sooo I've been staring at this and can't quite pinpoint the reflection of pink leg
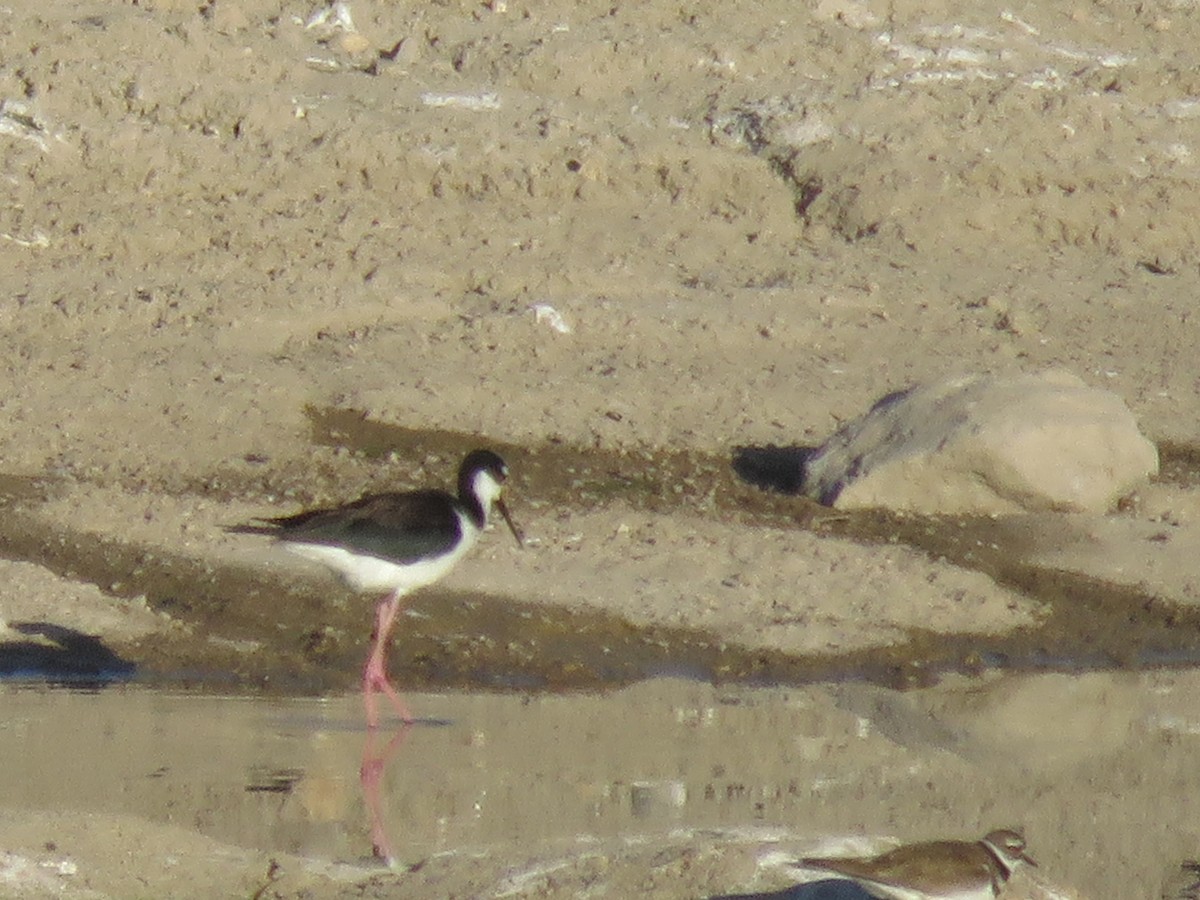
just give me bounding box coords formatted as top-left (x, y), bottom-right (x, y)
top-left (363, 591), bottom-right (413, 729)
top-left (360, 723), bottom-right (411, 866)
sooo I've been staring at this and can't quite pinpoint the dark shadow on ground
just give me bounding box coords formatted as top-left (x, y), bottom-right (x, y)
top-left (731, 445), bottom-right (817, 496)
top-left (709, 879), bottom-right (874, 900)
top-left (0, 622), bottom-right (136, 687)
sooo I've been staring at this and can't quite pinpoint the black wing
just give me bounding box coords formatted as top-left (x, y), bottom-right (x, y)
top-left (230, 490), bottom-right (463, 564)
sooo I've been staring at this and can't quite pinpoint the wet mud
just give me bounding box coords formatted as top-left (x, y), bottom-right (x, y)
top-left (3, 415), bottom-right (1199, 697)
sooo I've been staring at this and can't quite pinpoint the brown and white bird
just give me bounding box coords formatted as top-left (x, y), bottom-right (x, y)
top-left (232, 449), bottom-right (522, 727)
top-left (793, 829), bottom-right (1037, 900)
top-left (1163, 861), bottom-right (1200, 900)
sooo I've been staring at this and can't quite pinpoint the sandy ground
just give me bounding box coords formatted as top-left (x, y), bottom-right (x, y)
top-left (3, 0), bottom-right (1200, 896)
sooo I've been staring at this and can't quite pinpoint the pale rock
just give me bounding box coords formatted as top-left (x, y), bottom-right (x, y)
top-left (802, 371), bottom-right (1158, 515)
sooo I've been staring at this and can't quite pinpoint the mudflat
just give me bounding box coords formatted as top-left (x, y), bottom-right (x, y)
top-left (1, 0), bottom-right (1199, 897)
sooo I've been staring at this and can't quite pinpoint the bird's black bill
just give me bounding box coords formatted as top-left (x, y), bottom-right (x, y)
top-left (497, 498), bottom-right (524, 547)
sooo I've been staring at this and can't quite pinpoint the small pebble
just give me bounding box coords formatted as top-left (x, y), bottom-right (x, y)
top-left (339, 32), bottom-right (373, 55)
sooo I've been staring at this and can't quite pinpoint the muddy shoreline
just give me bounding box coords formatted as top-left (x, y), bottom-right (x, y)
top-left (6, 420), bottom-right (1200, 701)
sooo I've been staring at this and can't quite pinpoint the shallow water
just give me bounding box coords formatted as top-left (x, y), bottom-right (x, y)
top-left (3, 672), bottom-right (1199, 898)
top-left (2, 681), bottom-right (844, 865)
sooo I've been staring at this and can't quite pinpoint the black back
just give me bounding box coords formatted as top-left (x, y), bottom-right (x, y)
top-left (251, 490), bottom-right (464, 564)
top-left (227, 448), bottom-right (511, 564)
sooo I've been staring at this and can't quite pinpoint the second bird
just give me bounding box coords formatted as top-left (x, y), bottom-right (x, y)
top-left (792, 829), bottom-right (1037, 900)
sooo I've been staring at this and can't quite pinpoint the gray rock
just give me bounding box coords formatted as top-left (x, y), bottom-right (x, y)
top-left (802, 371), bottom-right (1158, 515)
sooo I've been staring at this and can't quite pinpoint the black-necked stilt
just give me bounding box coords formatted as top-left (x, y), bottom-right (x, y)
top-left (793, 829), bottom-right (1036, 900)
top-left (233, 448), bottom-right (522, 727)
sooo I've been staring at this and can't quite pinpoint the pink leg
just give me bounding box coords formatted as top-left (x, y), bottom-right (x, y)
top-left (362, 591), bottom-right (414, 728)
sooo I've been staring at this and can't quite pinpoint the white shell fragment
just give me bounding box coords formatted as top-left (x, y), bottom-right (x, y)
top-left (531, 304), bottom-right (572, 334)
top-left (420, 92), bottom-right (502, 111)
top-left (304, 2), bottom-right (357, 36)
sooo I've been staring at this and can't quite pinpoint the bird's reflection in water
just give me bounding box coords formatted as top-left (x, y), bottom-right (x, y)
top-left (359, 722), bottom-right (413, 867)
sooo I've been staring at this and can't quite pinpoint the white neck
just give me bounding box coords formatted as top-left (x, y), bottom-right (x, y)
top-left (470, 470), bottom-right (504, 513)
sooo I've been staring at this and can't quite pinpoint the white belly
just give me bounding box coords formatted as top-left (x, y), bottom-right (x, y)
top-left (842, 880), bottom-right (996, 900)
top-left (284, 527), bottom-right (479, 595)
